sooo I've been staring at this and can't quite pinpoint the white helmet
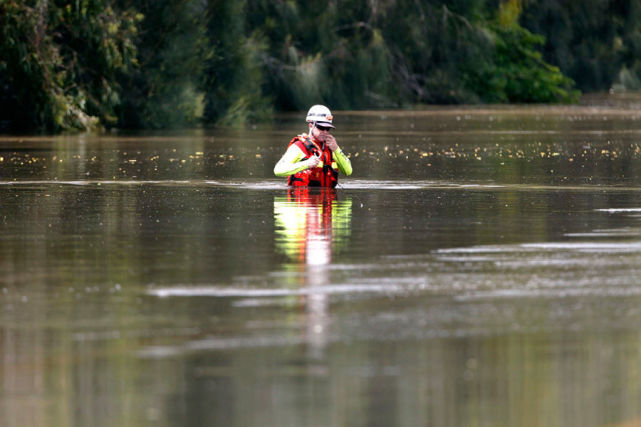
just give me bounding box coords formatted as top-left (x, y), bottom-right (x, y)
top-left (306, 104), bottom-right (335, 128)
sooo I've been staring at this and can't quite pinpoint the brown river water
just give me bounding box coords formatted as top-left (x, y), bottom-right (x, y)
top-left (3, 98), bottom-right (641, 426)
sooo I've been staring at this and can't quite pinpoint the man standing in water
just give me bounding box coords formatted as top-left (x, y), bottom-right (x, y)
top-left (274, 105), bottom-right (352, 187)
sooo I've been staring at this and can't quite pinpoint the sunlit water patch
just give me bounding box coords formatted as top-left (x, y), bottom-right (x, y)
top-left (147, 283), bottom-right (412, 298)
top-left (598, 208), bottom-right (641, 213)
top-left (148, 236), bottom-right (641, 305)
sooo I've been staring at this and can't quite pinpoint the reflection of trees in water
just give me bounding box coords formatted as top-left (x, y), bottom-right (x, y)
top-left (273, 188), bottom-right (352, 358)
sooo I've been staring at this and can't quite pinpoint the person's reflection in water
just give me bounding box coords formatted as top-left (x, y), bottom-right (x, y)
top-left (274, 187), bottom-right (352, 359)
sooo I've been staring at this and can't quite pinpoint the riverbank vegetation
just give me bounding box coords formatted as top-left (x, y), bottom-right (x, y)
top-left (1, 0), bottom-right (640, 132)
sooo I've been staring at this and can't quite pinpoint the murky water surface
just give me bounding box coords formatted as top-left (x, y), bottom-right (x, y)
top-left (3, 101), bottom-right (641, 426)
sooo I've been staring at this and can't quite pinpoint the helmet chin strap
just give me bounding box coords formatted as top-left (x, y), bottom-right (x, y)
top-left (309, 121), bottom-right (324, 156)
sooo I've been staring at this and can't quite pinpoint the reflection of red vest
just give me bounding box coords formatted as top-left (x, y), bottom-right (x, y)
top-left (287, 135), bottom-right (338, 188)
top-left (287, 187), bottom-right (337, 228)
top-left (286, 187), bottom-right (337, 263)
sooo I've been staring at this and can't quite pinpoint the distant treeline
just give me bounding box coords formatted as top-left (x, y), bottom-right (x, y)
top-left (1, 0), bottom-right (640, 131)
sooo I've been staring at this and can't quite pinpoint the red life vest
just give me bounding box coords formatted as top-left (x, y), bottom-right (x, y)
top-left (287, 135), bottom-right (339, 188)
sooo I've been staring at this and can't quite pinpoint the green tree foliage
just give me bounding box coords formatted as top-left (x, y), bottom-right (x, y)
top-left (379, 0), bottom-right (496, 104)
top-left (116, 0), bottom-right (208, 129)
top-left (203, 0), bottom-right (272, 126)
top-left (467, 0), bottom-right (579, 102)
top-left (13, 0), bottom-right (641, 132)
top-left (519, 0), bottom-right (641, 92)
top-left (231, 0), bottom-right (577, 113)
top-left (239, 0), bottom-right (394, 113)
top-left (0, 0), bottom-right (139, 131)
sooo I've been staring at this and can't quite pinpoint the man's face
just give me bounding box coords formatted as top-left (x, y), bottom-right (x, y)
top-left (309, 123), bottom-right (331, 141)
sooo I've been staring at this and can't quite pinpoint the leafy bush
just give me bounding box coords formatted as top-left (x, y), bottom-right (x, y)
top-left (0, 0), bottom-right (139, 131)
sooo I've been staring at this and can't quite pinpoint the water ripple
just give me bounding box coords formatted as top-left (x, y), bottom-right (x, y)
top-left (2, 178), bottom-right (641, 192)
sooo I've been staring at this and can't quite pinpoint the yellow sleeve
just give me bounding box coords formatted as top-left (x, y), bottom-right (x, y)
top-left (274, 144), bottom-right (310, 177)
top-left (332, 147), bottom-right (352, 176)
